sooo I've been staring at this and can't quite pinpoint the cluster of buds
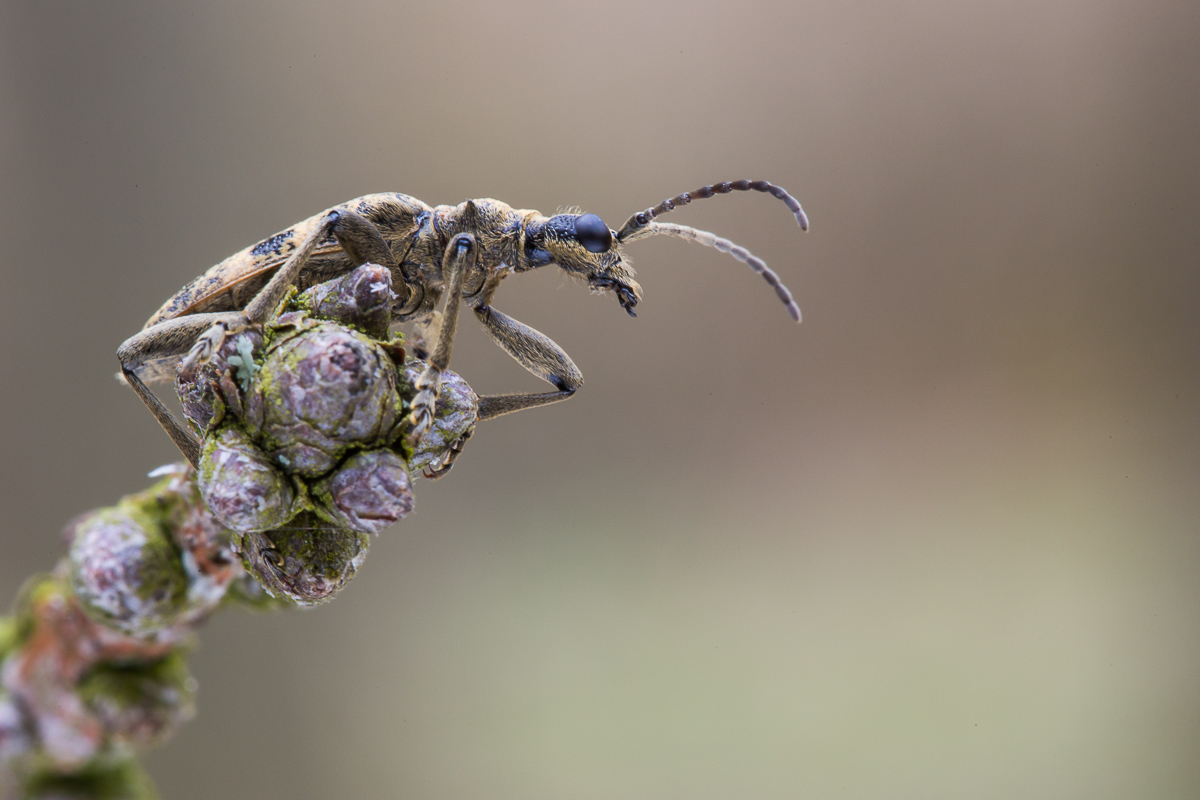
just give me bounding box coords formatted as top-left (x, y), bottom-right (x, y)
top-left (177, 264), bottom-right (477, 604)
top-left (1, 265), bottom-right (479, 797)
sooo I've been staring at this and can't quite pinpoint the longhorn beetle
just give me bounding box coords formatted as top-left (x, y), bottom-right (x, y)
top-left (118, 179), bottom-right (809, 470)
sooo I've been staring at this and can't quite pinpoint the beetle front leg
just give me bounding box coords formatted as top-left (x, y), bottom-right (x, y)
top-left (406, 233), bottom-right (475, 445)
top-left (117, 312), bottom-right (243, 467)
top-left (118, 211), bottom-right (340, 465)
top-left (471, 304), bottom-right (582, 421)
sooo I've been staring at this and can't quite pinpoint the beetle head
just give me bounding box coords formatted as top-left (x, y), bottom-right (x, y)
top-left (524, 212), bottom-right (643, 316)
top-left (521, 180), bottom-right (808, 321)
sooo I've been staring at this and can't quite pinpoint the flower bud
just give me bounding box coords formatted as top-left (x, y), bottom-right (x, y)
top-left (405, 365), bottom-right (478, 474)
top-left (313, 450), bottom-right (414, 534)
top-left (175, 329), bottom-right (264, 431)
top-left (0, 691), bottom-right (30, 770)
top-left (77, 652), bottom-right (196, 749)
top-left (235, 514), bottom-right (369, 605)
top-left (295, 263), bottom-right (393, 339)
top-left (254, 323), bottom-right (404, 477)
top-left (67, 510), bottom-right (187, 638)
top-left (198, 427), bottom-right (294, 533)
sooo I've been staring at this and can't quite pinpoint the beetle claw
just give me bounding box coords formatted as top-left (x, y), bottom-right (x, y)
top-left (180, 322), bottom-right (229, 373)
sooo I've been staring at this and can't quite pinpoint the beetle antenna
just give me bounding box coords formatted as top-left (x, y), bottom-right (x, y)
top-left (616, 179), bottom-right (808, 241)
top-left (620, 221), bottom-right (801, 322)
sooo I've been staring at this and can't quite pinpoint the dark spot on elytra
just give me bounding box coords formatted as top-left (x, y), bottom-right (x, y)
top-left (251, 230), bottom-right (295, 257)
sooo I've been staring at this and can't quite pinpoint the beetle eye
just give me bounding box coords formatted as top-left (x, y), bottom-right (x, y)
top-left (575, 213), bottom-right (613, 253)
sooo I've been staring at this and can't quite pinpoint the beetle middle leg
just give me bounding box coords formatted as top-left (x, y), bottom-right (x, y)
top-left (414, 293), bottom-right (582, 477)
top-left (118, 312), bottom-right (244, 467)
top-left (471, 305), bottom-right (582, 421)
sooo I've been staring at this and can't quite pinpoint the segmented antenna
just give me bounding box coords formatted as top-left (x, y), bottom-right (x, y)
top-left (616, 179), bottom-right (808, 241)
top-left (623, 221), bottom-right (802, 322)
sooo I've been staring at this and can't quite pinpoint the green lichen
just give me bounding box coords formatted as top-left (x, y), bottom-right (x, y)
top-left (113, 475), bottom-right (191, 541)
top-left (68, 502), bottom-right (189, 637)
top-left (21, 757), bottom-right (159, 800)
top-left (77, 652), bottom-right (196, 749)
top-left (0, 615), bottom-right (17, 661)
top-left (236, 518), bottom-right (369, 606)
top-left (7, 575), bottom-right (66, 645)
top-left (118, 515), bottom-right (182, 613)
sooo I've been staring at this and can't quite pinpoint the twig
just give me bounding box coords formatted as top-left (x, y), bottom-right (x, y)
top-left (1, 266), bottom-right (476, 799)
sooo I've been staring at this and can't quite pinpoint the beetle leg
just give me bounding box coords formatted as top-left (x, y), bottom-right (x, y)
top-left (406, 234), bottom-right (475, 445)
top-left (328, 209), bottom-right (416, 310)
top-left (422, 425), bottom-right (474, 480)
top-left (179, 321), bottom-right (229, 374)
top-left (475, 390), bottom-right (577, 421)
top-left (471, 304), bottom-right (582, 421)
top-left (243, 211), bottom-right (340, 325)
top-left (119, 212), bottom-right (340, 465)
top-left (117, 312), bottom-right (243, 467)
top-left (122, 368), bottom-right (201, 468)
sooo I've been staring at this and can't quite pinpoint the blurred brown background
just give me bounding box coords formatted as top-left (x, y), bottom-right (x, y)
top-left (2, 1), bottom-right (1197, 797)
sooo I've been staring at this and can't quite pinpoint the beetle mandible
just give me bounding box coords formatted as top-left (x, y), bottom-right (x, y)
top-left (118, 179), bottom-right (809, 469)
